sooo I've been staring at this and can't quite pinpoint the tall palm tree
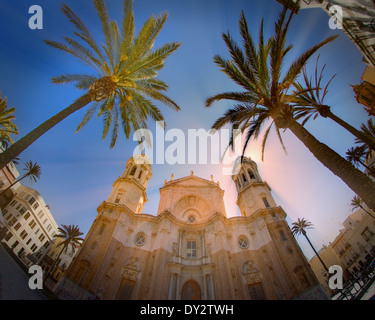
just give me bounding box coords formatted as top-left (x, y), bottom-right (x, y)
top-left (355, 119), bottom-right (375, 156)
top-left (0, 160), bottom-right (41, 196)
top-left (0, 91), bottom-right (18, 148)
top-left (205, 8), bottom-right (375, 211)
top-left (346, 146), bottom-right (375, 177)
top-left (0, 0), bottom-right (181, 169)
top-left (291, 218), bottom-right (329, 272)
top-left (44, 224), bottom-right (84, 284)
top-left (350, 196), bottom-right (375, 220)
top-left (293, 56), bottom-right (375, 151)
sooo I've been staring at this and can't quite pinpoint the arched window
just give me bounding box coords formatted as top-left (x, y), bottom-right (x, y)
top-left (129, 166), bottom-right (136, 176)
top-left (248, 170), bottom-right (256, 180)
top-left (138, 170), bottom-right (143, 180)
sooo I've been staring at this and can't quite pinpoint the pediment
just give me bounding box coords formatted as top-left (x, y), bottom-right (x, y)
top-left (164, 175), bottom-right (221, 190)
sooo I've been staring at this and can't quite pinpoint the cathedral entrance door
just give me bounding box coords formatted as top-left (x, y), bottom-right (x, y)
top-left (181, 280), bottom-right (202, 300)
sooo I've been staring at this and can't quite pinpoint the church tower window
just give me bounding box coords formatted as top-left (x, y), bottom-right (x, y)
top-left (138, 170), bottom-right (143, 180)
top-left (262, 197), bottom-right (270, 208)
top-left (115, 192), bottom-right (123, 204)
top-left (129, 166), bottom-right (137, 176)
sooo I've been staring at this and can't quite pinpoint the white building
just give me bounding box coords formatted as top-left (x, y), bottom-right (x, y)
top-left (1, 184), bottom-right (59, 267)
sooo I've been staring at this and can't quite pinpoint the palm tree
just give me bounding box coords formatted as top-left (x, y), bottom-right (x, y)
top-left (291, 218), bottom-right (329, 272)
top-left (205, 8), bottom-right (375, 211)
top-left (293, 56), bottom-right (375, 151)
top-left (350, 195), bottom-right (375, 220)
top-left (0, 0), bottom-right (181, 169)
top-left (44, 224), bottom-right (84, 284)
top-left (346, 146), bottom-right (375, 177)
top-left (0, 91), bottom-right (18, 148)
top-left (0, 160), bottom-right (41, 196)
top-left (355, 119), bottom-right (375, 155)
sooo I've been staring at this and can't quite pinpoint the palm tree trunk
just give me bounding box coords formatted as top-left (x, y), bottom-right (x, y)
top-left (287, 119), bottom-right (375, 211)
top-left (326, 110), bottom-right (375, 150)
top-left (0, 93), bottom-right (93, 169)
top-left (303, 233), bottom-right (329, 272)
top-left (44, 245), bottom-right (65, 285)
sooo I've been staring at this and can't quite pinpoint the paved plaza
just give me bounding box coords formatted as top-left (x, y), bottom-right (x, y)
top-left (0, 244), bottom-right (47, 300)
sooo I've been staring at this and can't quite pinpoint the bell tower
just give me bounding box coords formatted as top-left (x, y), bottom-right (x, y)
top-left (107, 154), bottom-right (152, 214)
top-left (232, 157), bottom-right (277, 217)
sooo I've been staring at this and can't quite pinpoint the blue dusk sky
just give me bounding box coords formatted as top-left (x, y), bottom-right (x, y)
top-left (0, 0), bottom-right (370, 260)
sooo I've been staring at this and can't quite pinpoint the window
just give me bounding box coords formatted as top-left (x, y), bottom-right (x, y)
top-left (279, 230), bottom-right (287, 242)
top-left (115, 192), bottom-right (123, 204)
top-left (29, 219), bottom-right (37, 229)
top-left (19, 207), bottom-right (27, 215)
top-left (24, 212), bottom-right (31, 220)
top-left (262, 197), bottom-right (270, 208)
top-left (361, 227), bottom-right (374, 242)
top-left (242, 172), bottom-right (247, 183)
top-left (14, 222), bottom-right (21, 231)
top-left (4, 233), bottom-right (12, 241)
top-left (46, 224), bottom-right (52, 232)
top-left (238, 236), bottom-right (249, 249)
top-left (44, 241), bottom-right (50, 248)
top-left (20, 230), bottom-right (28, 240)
top-left (37, 210), bottom-right (44, 219)
top-left (135, 233), bottom-right (146, 246)
top-left (248, 170), bottom-right (256, 180)
top-left (30, 244), bottom-right (38, 252)
top-left (98, 224), bottom-right (106, 235)
top-left (26, 238), bottom-right (32, 245)
top-left (39, 234), bottom-right (45, 242)
top-left (129, 166), bottom-right (137, 176)
top-left (187, 240), bottom-right (197, 259)
top-left (28, 197), bottom-right (36, 205)
top-left (33, 202), bottom-right (39, 210)
top-left (10, 200), bottom-right (17, 206)
top-left (138, 170), bottom-right (143, 180)
top-left (188, 215), bottom-right (196, 223)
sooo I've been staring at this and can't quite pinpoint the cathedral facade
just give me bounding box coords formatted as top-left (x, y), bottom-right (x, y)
top-left (55, 156), bottom-right (328, 300)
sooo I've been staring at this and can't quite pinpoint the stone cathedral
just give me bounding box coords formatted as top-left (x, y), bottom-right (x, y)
top-left (55, 155), bottom-right (327, 300)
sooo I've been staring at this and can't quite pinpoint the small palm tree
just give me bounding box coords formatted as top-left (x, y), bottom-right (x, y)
top-left (0, 91), bottom-right (18, 148)
top-left (293, 56), bottom-right (375, 151)
top-left (0, 0), bottom-right (181, 168)
top-left (346, 146), bottom-right (375, 177)
top-left (355, 119), bottom-right (375, 156)
top-left (44, 224), bottom-right (84, 284)
top-left (0, 160), bottom-right (41, 196)
top-left (291, 218), bottom-right (329, 272)
top-left (205, 8), bottom-right (375, 212)
top-left (350, 195), bottom-right (375, 220)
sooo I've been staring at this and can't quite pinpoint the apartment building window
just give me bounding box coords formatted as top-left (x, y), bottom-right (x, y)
top-left (10, 200), bottom-right (17, 206)
top-left (24, 212), bottom-right (31, 220)
top-left (361, 227), bottom-right (374, 242)
top-left (26, 238), bottom-right (32, 245)
top-left (19, 206), bottom-right (27, 215)
top-left (30, 244), bottom-right (38, 252)
top-left (33, 202), bottom-right (39, 210)
top-left (37, 210), bottom-right (44, 219)
top-left (187, 240), bottom-right (197, 259)
top-left (20, 230), bottom-right (28, 240)
top-left (14, 222), bottom-right (21, 231)
top-left (28, 197), bottom-right (36, 205)
top-left (39, 234), bottom-right (45, 242)
top-left (29, 219), bottom-right (37, 229)
top-left (4, 232), bottom-right (12, 241)
top-left (46, 224), bottom-right (52, 232)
